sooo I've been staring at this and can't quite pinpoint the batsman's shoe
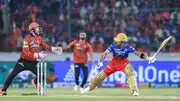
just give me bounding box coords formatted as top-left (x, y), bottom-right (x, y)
top-left (31, 79), bottom-right (39, 90)
top-left (0, 90), bottom-right (7, 95)
top-left (81, 86), bottom-right (90, 94)
top-left (132, 90), bottom-right (139, 96)
top-left (74, 85), bottom-right (79, 91)
top-left (79, 87), bottom-right (84, 94)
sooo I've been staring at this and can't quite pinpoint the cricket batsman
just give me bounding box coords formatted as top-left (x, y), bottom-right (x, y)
top-left (0, 22), bottom-right (62, 95)
top-left (63, 32), bottom-right (94, 93)
top-left (82, 33), bottom-right (156, 96)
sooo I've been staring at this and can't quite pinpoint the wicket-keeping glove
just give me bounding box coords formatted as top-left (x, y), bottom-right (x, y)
top-left (52, 47), bottom-right (63, 55)
top-left (95, 61), bottom-right (103, 69)
top-left (147, 56), bottom-right (156, 64)
top-left (34, 51), bottom-right (46, 59)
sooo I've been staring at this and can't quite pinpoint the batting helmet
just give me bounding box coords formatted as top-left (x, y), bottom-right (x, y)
top-left (114, 33), bottom-right (128, 42)
top-left (28, 22), bottom-right (40, 31)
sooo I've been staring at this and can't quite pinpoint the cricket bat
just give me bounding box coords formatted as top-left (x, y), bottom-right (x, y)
top-left (152, 36), bottom-right (172, 58)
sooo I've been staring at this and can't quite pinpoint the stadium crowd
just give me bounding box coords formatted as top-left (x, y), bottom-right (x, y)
top-left (0, 0), bottom-right (180, 52)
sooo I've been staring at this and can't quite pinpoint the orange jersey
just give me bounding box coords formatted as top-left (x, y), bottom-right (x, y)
top-left (69, 40), bottom-right (92, 63)
top-left (20, 34), bottom-right (52, 61)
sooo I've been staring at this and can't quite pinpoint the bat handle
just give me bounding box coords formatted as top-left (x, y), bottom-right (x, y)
top-left (152, 52), bottom-right (157, 58)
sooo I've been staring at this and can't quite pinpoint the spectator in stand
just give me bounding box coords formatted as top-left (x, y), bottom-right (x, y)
top-left (0, 0), bottom-right (180, 52)
top-left (128, 2), bottom-right (139, 14)
top-left (8, 22), bottom-right (22, 51)
top-left (170, 8), bottom-right (180, 25)
top-left (90, 34), bottom-right (104, 52)
top-left (47, 69), bottom-right (58, 83)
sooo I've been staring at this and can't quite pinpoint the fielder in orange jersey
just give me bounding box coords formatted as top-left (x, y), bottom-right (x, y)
top-left (0, 22), bottom-right (62, 95)
top-left (63, 32), bottom-right (94, 93)
top-left (82, 33), bottom-right (156, 96)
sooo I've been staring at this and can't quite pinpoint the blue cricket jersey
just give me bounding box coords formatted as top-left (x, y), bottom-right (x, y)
top-left (107, 43), bottom-right (136, 58)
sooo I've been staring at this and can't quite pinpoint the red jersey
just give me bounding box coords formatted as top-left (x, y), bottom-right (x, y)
top-left (20, 34), bottom-right (52, 61)
top-left (69, 40), bottom-right (92, 63)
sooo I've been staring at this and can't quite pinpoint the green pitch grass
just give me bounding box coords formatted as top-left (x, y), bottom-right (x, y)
top-left (0, 88), bottom-right (179, 101)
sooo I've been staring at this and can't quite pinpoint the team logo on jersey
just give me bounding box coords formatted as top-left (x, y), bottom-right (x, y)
top-left (29, 40), bottom-right (40, 48)
top-left (18, 62), bottom-right (24, 67)
top-left (123, 48), bottom-right (128, 52)
top-left (36, 40), bottom-right (41, 44)
top-left (76, 43), bottom-right (85, 51)
top-left (30, 40), bottom-right (35, 45)
top-left (76, 43), bottom-right (80, 47)
top-left (77, 47), bottom-right (84, 51)
top-left (130, 46), bottom-right (135, 50)
top-left (23, 41), bottom-right (28, 45)
top-left (23, 41), bottom-right (28, 48)
top-left (74, 65), bottom-right (79, 68)
top-left (114, 49), bottom-right (126, 56)
top-left (30, 44), bottom-right (40, 48)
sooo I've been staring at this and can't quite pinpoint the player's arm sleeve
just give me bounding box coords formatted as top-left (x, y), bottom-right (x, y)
top-left (62, 40), bottom-right (76, 50)
top-left (128, 46), bottom-right (136, 53)
top-left (87, 43), bottom-right (92, 53)
top-left (40, 38), bottom-right (52, 51)
top-left (107, 44), bottom-right (114, 52)
top-left (22, 38), bottom-right (34, 58)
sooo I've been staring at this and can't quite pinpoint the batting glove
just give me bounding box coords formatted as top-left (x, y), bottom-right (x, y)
top-left (95, 61), bottom-right (103, 69)
top-left (147, 56), bottom-right (156, 64)
top-left (34, 51), bottom-right (46, 59)
top-left (52, 46), bottom-right (63, 55)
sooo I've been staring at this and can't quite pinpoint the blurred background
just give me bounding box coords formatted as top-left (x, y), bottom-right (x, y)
top-left (0, 0), bottom-right (179, 89)
top-left (0, 0), bottom-right (180, 52)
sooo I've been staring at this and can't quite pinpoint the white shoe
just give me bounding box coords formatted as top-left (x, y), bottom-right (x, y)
top-left (79, 87), bottom-right (84, 93)
top-left (74, 85), bottom-right (79, 91)
top-left (132, 91), bottom-right (139, 96)
top-left (81, 86), bottom-right (90, 94)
